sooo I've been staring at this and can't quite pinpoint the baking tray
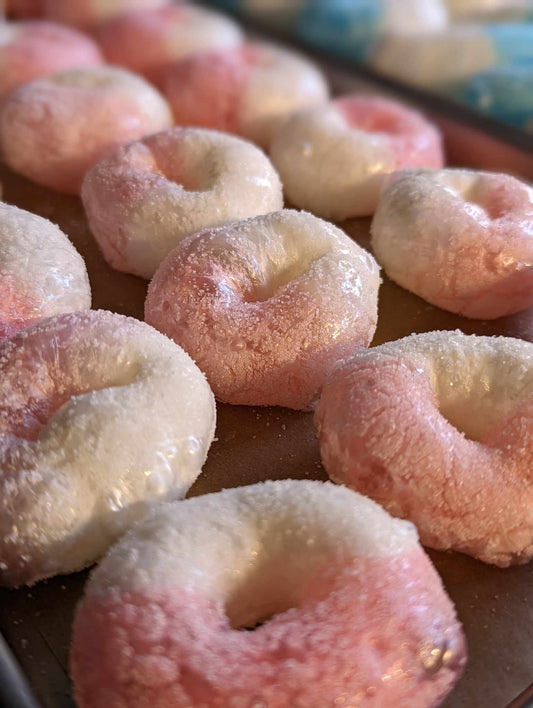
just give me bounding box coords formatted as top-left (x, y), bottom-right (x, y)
top-left (0, 22), bottom-right (533, 707)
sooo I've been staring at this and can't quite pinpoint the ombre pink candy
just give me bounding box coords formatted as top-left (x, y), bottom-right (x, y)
top-left (164, 42), bottom-right (329, 149)
top-left (270, 95), bottom-right (444, 218)
top-left (82, 127), bottom-right (283, 279)
top-left (0, 65), bottom-right (172, 194)
top-left (0, 20), bottom-right (103, 101)
top-left (145, 209), bottom-right (380, 410)
top-left (315, 330), bottom-right (533, 566)
top-left (0, 201), bottom-right (91, 340)
top-left (96, 4), bottom-right (243, 87)
top-left (0, 310), bottom-right (216, 586)
top-left (71, 480), bottom-right (466, 708)
top-left (371, 169), bottom-right (533, 319)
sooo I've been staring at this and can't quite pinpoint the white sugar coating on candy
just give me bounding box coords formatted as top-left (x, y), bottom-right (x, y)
top-left (0, 202), bottom-right (91, 339)
top-left (0, 20), bottom-right (103, 101)
top-left (96, 4), bottom-right (243, 86)
top-left (0, 65), bottom-right (172, 195)
top-left (0, 310), bottom-right (216, 587)
top-left (165, 42), bottom-right (329, 150)
top-left (72, 480), bottom-right (466, 708)
top-left (315, 330), bottom-right (533, 565)
top-left (145, 209), bottom-right (380, 410)
top-left (370, 26), bottom-right (497, 88)
top-left (41, 0), bottom-right (168, 29)
top-left (270, 95), bottom-right (443, 219)
top-left (372, 330), bottom-right (533, 440)
top-left (86, 481), bottom-right (419, 599)
top-left (371, 169), bottom-right (533, 319)
top-left (82, 127), bottom-right (283, 279)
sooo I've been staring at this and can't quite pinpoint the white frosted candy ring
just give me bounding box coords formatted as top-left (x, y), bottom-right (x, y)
top-left (96, 4), bottom-right (243, 86)
top-left (82, 127), bottom-right (283, 279)
top-left (0, 310), bottom-right (216, 587)
top-left (164, 42), bottom-right (329, 149)
top-left (71, 480), bottom-right (466, 708)
top-left (145, 209), bottom-right (380, 410)
top-left (0, 202), bottom-right (91, 340)
top-left (371, 169), bottom-right (533, 319)
top-left (270, 95), bottom-right (444, 219)
top-left (315, 330), bottom-right (533, 566)
top-left (0, 66), bottom-right (172, 194)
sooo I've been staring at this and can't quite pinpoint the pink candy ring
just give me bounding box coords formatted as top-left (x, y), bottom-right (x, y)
top-left (41, 0), bottom-right (168, 30)
top-left (71, 480), bottom-right (466, 708)
top-left (0, 65), bottom-right (172, 194)
top-left (0, 310), bottom-right (216, 586)
top-left (0, 20), bottom-right (103, 101)
top-left (164, 42), bottom-right (329, 149)
top-left (315, 330), bottom-right (533, 566)
top-left (371, 169), bottom-right (533, 319)
top-left (96, 4), bottom-right (243, 87)
top-left (145, 209), bottom-right (380, 410)
top-left (82, 127), bottom-right (283, 279)
top-left (270, 95), bottom-right (444, 219)
top-left (0, 201), bottom-right (91, 340)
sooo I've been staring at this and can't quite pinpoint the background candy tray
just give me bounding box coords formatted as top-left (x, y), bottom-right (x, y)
top-left (0, 33), bottom-right (532, 708)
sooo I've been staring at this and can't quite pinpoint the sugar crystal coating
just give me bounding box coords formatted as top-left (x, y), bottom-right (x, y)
top-left (0, 202), bottom-right (91, 340)
top-left (0, 65), bottom-right (172, 194)
top-left (82, 127), bottom-right (283, 279)
top-left (315, 330), bottom-right (533, 566)
top-left (371, 169), bottom-right (533, 319)
top-left (71, 480), bottom-right (466, 708)
top-left (145, 209), bottom-right (381, 409)
top-left (270, 95), bottom-right (444, 219)
top-left (0, 310), bottom-right (216, 586)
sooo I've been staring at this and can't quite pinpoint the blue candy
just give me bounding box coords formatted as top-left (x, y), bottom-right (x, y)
top-left (457, 65), bottom-right (533, 130)
top-left (485, 24), bottom-right (533, 65)
top-left (296, 0), bottom-right (383, 63)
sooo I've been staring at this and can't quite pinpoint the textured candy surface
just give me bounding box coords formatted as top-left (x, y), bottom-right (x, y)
top-left (0, 310), bottom-right (216, 586)
top-left (82, 127), bottom-right (283, 279)
top-left (164, 42), bottom-right (329, 149)
top-left (270, 96), bottom-right (443, 219)
top-left (0, 201), bottom-right (91, 340)
top-left (372, 169), bottom-right (533, 318)
top-left (72, 480), bottom-right (466, 708)
top-left (145, 209), bottom-right (380, 409)
top-left (96, 4), bottom-right (242, 87)
top-left (0, 65), bottom-right (172, 194)
top-left (315, 330), bottom-right (533, 565)
top-left (0, 20), bottom-right (103, 100)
